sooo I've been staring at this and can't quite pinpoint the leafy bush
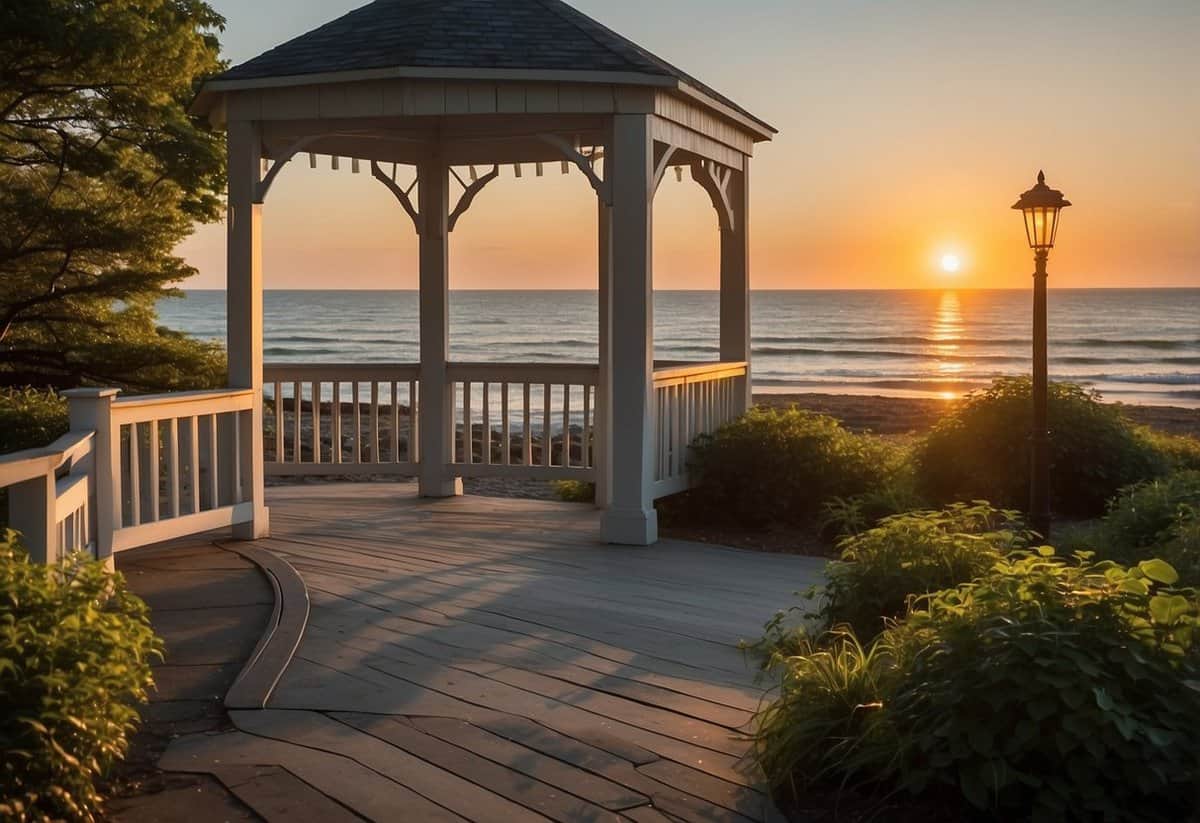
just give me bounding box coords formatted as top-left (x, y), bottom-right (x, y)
top-left (0, 388), bottom-right (68, 455)
top-left (552, 480), bottom-right (595, 503)
top-left (819, 503), bottom-right (1029, 637)
top-left (0, 532), bottom-right (162, 821)
top-left (755, 551), bottom-right (1200, 822)
top-left (1135, 427), bottom-right (1200, 472)
top-left (915, 378), bottom-right (1164, 519)
top-left (1096, 471), bottom-right (1200, 584)
top-left (685, 407), bottom-right (897, 528)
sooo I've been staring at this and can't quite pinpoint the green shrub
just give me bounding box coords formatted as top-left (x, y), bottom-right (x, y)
top-left (686, 407), bottom-right (897, 528)
top-left (819, 503), bottom-right (1029, 637)
top-left (1136, 427), bottom-right (1200, 472)
top-left (915, 378), bottom-right (1164, 520)
top-left (552, 480), bottom-right (595, 503)
top-left (0, 532), bottom-right (162, 821)
top-left (755, 551), bottom-right (1200, 822)
top-left (886, 552), bottom-right (1200, 821)
top-left (0, 388), bottom-right (68, 455)
top-left (1096, 471), bottom-right (1200, 584)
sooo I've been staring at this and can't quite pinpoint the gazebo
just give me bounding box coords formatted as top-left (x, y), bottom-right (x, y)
top-left (186, 0), bottom-right (775, 546)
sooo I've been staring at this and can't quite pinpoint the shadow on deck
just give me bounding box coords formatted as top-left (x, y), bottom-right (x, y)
top-left (156, 484), bottom-right (825, 822)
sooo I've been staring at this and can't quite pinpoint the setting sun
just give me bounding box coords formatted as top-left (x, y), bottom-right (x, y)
top-left (940, 253), bottom-right (962, 274)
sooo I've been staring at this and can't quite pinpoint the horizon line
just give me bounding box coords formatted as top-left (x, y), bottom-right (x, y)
top-left (178, 285), bottom-right (1200, 293)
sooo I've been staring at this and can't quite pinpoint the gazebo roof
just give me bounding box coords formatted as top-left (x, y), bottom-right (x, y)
top-left (200, 0), bottom-right (774, 137)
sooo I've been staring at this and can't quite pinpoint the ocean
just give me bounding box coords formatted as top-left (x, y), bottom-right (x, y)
top-left (160, 289), bottom-right (1200, 408)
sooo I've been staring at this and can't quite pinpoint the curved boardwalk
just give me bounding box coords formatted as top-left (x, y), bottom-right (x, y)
top-left (161, 485), bottom-right (824, 822)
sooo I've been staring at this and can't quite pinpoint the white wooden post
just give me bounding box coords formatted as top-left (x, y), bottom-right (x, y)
top-left (227, 119), bottom-right (270, 538)
top-left (720, 160), bottom-right (752, 412)
top-left (600, 114), bottom-right (657, 545)
top-left (63, 388), bottom-right (119, 567)
top-left (8, 471), bottom-right (56, 565)
top-left (595, 198), bottom-right (613, 508)
top-left (417, 154), bottom-right (462, 497)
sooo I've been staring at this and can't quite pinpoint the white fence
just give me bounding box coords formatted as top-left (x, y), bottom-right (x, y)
top-left (0, 430), bottom-right (96, 563)
top-left (263, 364), bottom-right (419, 476)
top-left (1, 360), bottom-right (747, 563)
top-left (651, 361), bottom-right (748, 498)
top-left (446, 363), bottom-right (600, 481)
top-left (0, 388), bottom-right (256, 565)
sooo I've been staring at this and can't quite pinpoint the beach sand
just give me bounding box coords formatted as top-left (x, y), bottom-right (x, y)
top-left (755, 393), bottom-right (1200, 438)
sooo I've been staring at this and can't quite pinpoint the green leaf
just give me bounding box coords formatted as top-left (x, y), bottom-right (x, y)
top-left (1138, 559), bottom-right (1179, 586)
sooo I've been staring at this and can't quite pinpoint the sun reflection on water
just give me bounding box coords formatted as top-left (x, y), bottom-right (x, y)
top-left (932, 291), bottom-right (964, 375)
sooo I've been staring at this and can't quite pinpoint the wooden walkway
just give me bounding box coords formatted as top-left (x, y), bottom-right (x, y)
top-left (160, 485), bottom-right (824, 822)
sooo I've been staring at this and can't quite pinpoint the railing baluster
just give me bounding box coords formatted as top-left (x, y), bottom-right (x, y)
top-left (332, 381), bottom-right (342, 463)
top-left (501, 382), bottom-right (510, 466)
top-left (128, 424), bottom-right (141, 526)
top-left (482, 382), bottom-right (491, 465)
top-left (409, 379), bottom-right (418, 463)
top-left (582, 383), bottom-right (592, 469)
top-left (167, 418), bottom-right (179, 519)
top-left (542, 382), bottom-right (552, 467)
top-left (207, 414), bottom-right (219, 509)
top-left (188, 416), bottom-right (200, 514)
top-left (522, 383), bottom-right (532, 465)
top-left (370, 381), bottom-right (379, 464)
top-left (292, 381), bottom-right (302, 463)
top-left (391, 381), bottom-right (400, 463)
top-left (312, 382), bottom-right (322, 463)
top-left (273, 381), bottom-right (283, 462)
top-left (462, 381), bottom-right (472, 464)
top-left (352, 381), bottom-right (361, 463)
top-left (146, 419), bottom-right (160, 523)
top-left (562, 384), bottom-right (571, 468)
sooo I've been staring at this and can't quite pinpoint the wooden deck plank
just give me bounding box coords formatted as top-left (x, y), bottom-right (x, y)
top-left (334, 712), bottom-right (625, 822)
top-left (213, 765), bottom-right (366, 822)
top-left (230, 709), bottom-right (551, 822)
top-left (156, 485), bottom-right (807, 822)
top-left (408, 717), bottom-right (650, 811)
top-left (160, 730), bottom-right (467, 822)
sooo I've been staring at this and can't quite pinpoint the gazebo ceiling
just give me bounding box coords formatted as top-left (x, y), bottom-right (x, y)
top-left (193, 0), bottom-right (774, 140)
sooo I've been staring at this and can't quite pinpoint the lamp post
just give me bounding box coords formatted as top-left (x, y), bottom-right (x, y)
top-left (1012, 171), bottom-right (1071, 538)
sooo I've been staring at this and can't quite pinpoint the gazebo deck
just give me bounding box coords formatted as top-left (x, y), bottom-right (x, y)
top-left (157, 484), bottom-right (824, 822)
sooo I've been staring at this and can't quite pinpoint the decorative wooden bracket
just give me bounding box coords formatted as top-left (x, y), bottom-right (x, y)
top-left (448, 165), bottom-right (500, 232)
top-left (370, 160), bottom-right (421, 234)
top-left (254, 135), bottom-right (324, 204)
top-left (690, 160), bottom-right (736, 233)
top-left (537, 133), bottom-right (611, 205)
top-left (652, 144), bottom-right (680, 196)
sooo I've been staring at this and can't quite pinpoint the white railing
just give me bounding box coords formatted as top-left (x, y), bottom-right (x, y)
top-left (108, 389), bottom-right (257, 553)
top-left (0, 430), bottom-right (96, 563)
top-left (263, 364), bottom-right (419, 476)
top-left (652, 361), bottom-right (748, 498)
top-left (447, 363), bottom-right (600, 481)
top-left (1, 387), bottom-right (257, 564)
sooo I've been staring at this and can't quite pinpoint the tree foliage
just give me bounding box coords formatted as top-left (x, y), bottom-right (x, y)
top-left (0, 0), bottom-right (227, 391)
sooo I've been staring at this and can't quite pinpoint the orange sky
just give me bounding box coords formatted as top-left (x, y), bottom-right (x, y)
top-left (180, 0), bottom-right (1200, 291)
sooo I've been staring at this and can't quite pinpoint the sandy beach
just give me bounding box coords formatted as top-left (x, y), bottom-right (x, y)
top-left (757, 393), bottom-right (1200, 438)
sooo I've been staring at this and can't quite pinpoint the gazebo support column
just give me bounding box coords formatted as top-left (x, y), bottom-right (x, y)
top-left (601, 114), bottom-right (657, 545)
top-left (227, 120), bottom-right (269, 539)
top-left (417, 156), bottom-right (462, 498)
top-left (595, 198), bottom-right (613, 509)
top-left (720, 162), bottom-right (752, 412)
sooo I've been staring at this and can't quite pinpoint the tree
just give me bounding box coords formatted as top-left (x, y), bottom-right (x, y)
top-left (0, 0), bottom-right (228, 392)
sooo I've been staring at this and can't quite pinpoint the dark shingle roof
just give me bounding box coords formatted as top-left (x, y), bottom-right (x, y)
top-left (214, 0), bottom-right (772, 133)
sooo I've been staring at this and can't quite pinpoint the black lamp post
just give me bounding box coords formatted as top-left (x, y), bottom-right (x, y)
top-left (1012, 171), bottom-right (1071, 538)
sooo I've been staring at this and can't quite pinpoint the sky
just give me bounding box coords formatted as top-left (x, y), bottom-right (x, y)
top-left (180, 0), bottom-right (1200, 291)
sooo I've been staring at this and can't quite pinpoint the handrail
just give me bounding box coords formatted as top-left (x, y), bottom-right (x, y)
top-left (0, 431), bottom-right (95, 488)
top-left (112, 388), bottom-right (255, 424)
top-left (264, 363), bottom-right (420, 381)
top-left (652, 360), bottom-right (747, 383)
top-left (446, 362), bottom-right (599, 383)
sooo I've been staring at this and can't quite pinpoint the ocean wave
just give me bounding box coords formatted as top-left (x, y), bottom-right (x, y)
top-left (1065, 373), bottom-right (1200, 386)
